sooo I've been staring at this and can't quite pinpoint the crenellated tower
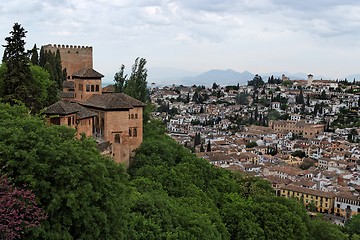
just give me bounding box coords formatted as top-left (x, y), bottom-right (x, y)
top-left (42, 44), bottom-right (93, 79)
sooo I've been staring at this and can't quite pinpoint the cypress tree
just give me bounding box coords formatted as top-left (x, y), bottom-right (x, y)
top-left (1, 23), bottom-right (35, 109)
top-left (30, 44), bottom-right (38, 65)
top-left (39, 46), bottom-right (46, 67)
top-left (125, 57), bottom-right (148, 103)
top-left (206, 140), bottom-right (211, 152)
top-left (114, 64), bottom-right (127, 93)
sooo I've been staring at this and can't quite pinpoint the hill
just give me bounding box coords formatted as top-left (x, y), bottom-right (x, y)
top-left (181, 69), bottom-right (254, 86)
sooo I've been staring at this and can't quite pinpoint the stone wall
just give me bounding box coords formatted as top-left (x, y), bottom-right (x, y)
top-left (43, 44), bottom-right (93, 78)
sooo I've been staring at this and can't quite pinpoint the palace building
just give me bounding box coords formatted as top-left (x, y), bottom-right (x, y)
top-left (43, 44), bottom-right (144, 165)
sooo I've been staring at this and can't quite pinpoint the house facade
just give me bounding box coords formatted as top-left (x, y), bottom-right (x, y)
top-left (280, 184), bottom-right (335, 213)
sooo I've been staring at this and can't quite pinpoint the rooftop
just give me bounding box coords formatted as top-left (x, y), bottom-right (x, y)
top-left (80, 93), bottom-right (145, 110)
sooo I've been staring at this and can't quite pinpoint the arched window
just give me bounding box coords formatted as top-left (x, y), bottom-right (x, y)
top-left (115, 134), bottom-right (121, 143)
top-left (135, 113), bottom-right (138, 119)
top-left (133, 128), bottom-right (137, 137)
top-left (129, 128), bottom-right (132, 137)
top-left (131, 114), bottom-right (134, 119)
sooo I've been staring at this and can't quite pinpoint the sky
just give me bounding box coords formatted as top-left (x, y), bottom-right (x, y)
top-left (1, 0), bottom-right (360, 84)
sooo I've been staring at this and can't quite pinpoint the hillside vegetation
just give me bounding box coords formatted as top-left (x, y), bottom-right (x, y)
top-left (0, 103), bottom-right (355, 239)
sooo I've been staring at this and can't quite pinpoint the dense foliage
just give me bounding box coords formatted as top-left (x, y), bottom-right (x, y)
top-left (1, 23), bottom-right (41, 112)
top-left (114, 57), bottom-right (148, 103)
top-left (0, 102), bottom-right (355, 239)
top-left (129, 120), bottom-right (315, 240)
top-left (0, 103), bottom-right (131, 239)
top-left (1, 23), bottom-right (64, 112)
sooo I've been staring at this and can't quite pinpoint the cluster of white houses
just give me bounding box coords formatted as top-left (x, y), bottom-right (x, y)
top-left (150, 74), bottom-right (360, 221)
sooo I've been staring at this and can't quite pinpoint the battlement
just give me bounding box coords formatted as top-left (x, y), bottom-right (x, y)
top-left (43, 44), bottom-right (93, 78)
top-left (44, 44), bottom-right (92, 49)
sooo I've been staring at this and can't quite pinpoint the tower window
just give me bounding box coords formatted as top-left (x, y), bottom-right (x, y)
top-left (133, 128), bottom-right (137, 137)
top-left (115, 134), bottom-right (121, 143)
top-left (96, 85), bottom-right (99, 92)
top-left (91, 85), bottom-right (94, 92)
top-left (86, 85), bottom-right (90, 92)
top-left (129, 129), bottom-right (132, 137)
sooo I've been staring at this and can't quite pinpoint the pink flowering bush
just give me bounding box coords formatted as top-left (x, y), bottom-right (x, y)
top-left (0, 176), bottom-right (46, 240)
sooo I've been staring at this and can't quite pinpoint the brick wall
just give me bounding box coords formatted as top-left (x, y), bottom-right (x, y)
top-left (43, 44), bottom-right (93, 78)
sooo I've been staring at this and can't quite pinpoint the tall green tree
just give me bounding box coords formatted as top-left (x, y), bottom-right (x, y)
top-left (1, 23), bottom-right (37, 109)
top-left (30, 44), bottom-right (39, 65)
top-left (113, 57), bottom-right (148, 104)
top-left (113, 64), bottom-right (127, 93)
top-left (248, 74), bottom-right (264, 89)
top-left (125, 57), bottom-right (148, 103)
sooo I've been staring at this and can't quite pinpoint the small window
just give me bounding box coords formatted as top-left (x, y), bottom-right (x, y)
top-left (115, 134), bottom-right (120, 143)
top-left (86, 85), bottom-right (90, 92)
top-left (91, 85), bottom-right (94, 92)
top-left (129, 129), bottom-right (132, 137)
top-left (67, 117), bottom-right (71, 126)
top-left (72, 116), bottom-right (75, 125)
top-left (133, 128), bottom-right (137, 137)
top-left (135, 113), bottom-right (138, 119)
top-left (96, 85), bottom-right (99, 92)
top-left (131, 114), bottom-right (134, 119)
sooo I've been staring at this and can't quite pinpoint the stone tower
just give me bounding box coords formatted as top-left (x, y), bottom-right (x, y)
top-left (42, 44), bottom-right (93, 79)
top-left (307, 74), bottom-right (314, 87)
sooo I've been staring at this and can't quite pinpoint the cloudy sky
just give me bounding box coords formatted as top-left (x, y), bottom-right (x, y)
top-left (1, 0), bottom-right (360, 84)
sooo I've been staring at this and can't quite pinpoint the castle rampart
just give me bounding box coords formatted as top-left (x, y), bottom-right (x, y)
top-left (43, 44), bottom-right (93, 79)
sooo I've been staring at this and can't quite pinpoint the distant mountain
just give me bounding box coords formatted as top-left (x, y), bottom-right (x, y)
top-left (147, 67), bottom-right (200, 86)
top-left (181, 69), bottom-right (254, 86)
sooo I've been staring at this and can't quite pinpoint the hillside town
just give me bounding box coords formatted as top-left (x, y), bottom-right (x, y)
top-left (150, 74), bottom-right (360, 223)
top-left (36, 43), bottom-right (360, 224)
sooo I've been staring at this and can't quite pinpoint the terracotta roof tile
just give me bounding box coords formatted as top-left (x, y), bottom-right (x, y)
top-left (45, 101), bottom-right (97, 119)
top-left (102, 85), bottom-right (115, 93)
top-left (72, 68), bottom-right (104, 78)
top-left (80, 93), bottom-right (145, 110)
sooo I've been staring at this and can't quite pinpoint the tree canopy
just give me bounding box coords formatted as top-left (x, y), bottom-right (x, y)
top-left (0, 103), bottom-right (131, 239)
top-left (248, 74), bottom-right (265, 89)
top-left (0, 23), bottom-right (59, 112)
top-left (114, 57), bottom-right (148, 103)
